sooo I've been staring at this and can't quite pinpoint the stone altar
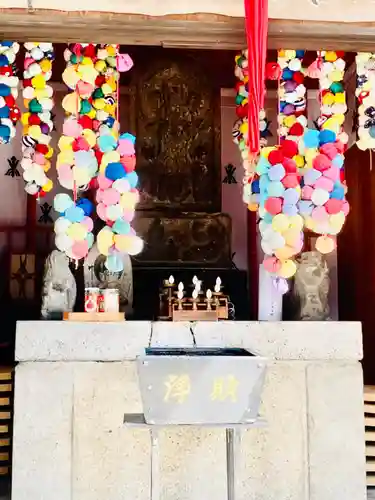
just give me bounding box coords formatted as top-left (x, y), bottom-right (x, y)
top-left (12, 321), bottom-right (366, 500)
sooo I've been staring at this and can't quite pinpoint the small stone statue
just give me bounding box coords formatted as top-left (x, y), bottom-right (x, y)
top-left (293, 251), bottom-right (330, 321)
top-left (41, 244), bottom-right (133, 319)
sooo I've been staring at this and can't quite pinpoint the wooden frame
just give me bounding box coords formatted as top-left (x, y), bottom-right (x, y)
top-left (1, 9), bottom-right (375, 50)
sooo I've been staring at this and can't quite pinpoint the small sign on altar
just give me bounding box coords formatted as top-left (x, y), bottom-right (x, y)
top-left (137, 355), bottom-right (266, 425)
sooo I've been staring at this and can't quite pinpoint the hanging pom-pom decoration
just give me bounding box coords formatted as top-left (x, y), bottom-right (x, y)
top-left (54, 44), bottom-right (99, 262)
top-left (53, 193), bottom-right (95, 260)
top-left (96, 47), bottom-right (143, 272)
top-left (278, 49), bottom-right (307, 141)
top-left (300, 51), bottom-right (349, 244)
top-left (57, 43), bottom-right (99, 192)
top-left (20, 43), bottom-right (54, 198)
top-left (256, 143), bottom-right (304, 279)
top-left (0, 42), bottom-right (20, 145)
top-left (356, 52), bottom-right (375, 151)
top-left (233, 49), bottom-right (271, 209)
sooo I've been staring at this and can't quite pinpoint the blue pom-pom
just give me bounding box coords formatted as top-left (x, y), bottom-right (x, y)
top-left (263, 212), bottom-right (273, 224)
top-left (332, 154), bottom-right (344, 169)
top-left (303, 129), bottom-right (320, 149)
top-left (65, 206), bottom-right (85, 223)
top-left (105, 162), bottom-right (125, 181)
top-left (1, 41), bottom-right (13, 47)
top-left (98, 134), bottom-right (117, 153)
top-left (0, 107), bottom-right (9, 119)
top-left (127, 171), bottom-right (138, 188)
top-left (279, 101), bottom-right (287, 113)
top-left (330, 185), bottom-right (345, 200)
top-left (113, 219), bottom-right (131, 235)
top-left (251, 179), bottom-right (260, 194)
top-left (296, 50), bottom-right (305, 59)
top-left (282, 68), bottom-right (293, 80)
top-left (105, 116), bottom-right (116, 128)
top-left (319, 129), bottom-right (336, 145)
top-left (76, 198), bottom-right (93, 217)
top-left (0, 124), bottom-right (10, 140)
top-left (0, 84), bottom-right (11, 97)
top-left (0, 55), bottom-right (9, 67)
top-left (119, 132), bottom-right (136, 145)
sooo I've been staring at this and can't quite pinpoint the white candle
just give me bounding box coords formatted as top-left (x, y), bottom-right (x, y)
top-left (168, 275), bottom-right (174, 285)
top-left (192, 276), bottom-right (198, 285)
top-left (206, 289), bottom-right (212, 299)
top-left (177, 290), bottom-right (184, 300)
top-left (192, 289), bottom-right (198, 300)
top-left (178, 282), bottom-right (184, 291)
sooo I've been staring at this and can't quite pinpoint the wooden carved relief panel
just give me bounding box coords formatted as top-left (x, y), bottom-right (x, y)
top-left (124, 57), bottom-right (221, 212)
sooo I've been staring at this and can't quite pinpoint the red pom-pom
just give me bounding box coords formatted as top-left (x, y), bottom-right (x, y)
top-left (265, 62), bottom-right (282, 80)
top-left (335, 140), bottom-right (345, 153)
top-left (95, 75), bottom-right (106, 87)
top-left (78, 115), bottom-right (93, 129)
top-left (268, 149), bottom-right (284, 165)
top-left (320, 143), bottom-right (337, 160)
top-left (289, 122), bottom-right (304, 137)
top-left (325, 198), bottom-right (343, 215)
top-left (4, 95), bottom-right (15, 107)
top-left (35, 144), bottom-right (49, 155)
top-left (84, 44), bottom-right (96, 58)
top-left (23, 79), bottom-right (32, 89)
top-left (95, 150), bottom-right (104, 164)
top-left (336, 51), bottom-right (345, 59)
top-left (10, 107), bottom-right (20, 122)
top-left (0, 65), bottom-right (12, 76)
top-left (29, 114), bottom-right (41, 126)
top-left (313, 154), bottom-right (331, 172)
top-left (340, 170), bottom-right (346, 183)
top-left (121, 156), bottom-right (136, 173)
top-left (38, 190), bottom-right (46, 198)
top-left (264, 197), bottom-right (282, 215)
top-left (236, 105), bottom-right (248, 119)
top-left (293, 72), bottom-right (304, 84)
top-left (281, 139), bottom-right (298, 158)
top-left (283, 158), bottom-right (298, 174)
top-left (282, 175), bottom-right (299, 188)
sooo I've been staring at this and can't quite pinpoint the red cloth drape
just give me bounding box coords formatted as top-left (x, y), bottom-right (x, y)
top-left (244, 0), bottom-right (269, 154)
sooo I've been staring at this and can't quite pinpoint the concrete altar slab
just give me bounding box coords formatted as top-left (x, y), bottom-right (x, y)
top-left (193, 321), bottom-right (363, 360)
top-left (15, 320), bottom-right (362, 361)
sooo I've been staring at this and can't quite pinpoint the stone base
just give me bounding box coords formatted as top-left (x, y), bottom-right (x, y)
top-left (12, 321), bottom-right (366, 500)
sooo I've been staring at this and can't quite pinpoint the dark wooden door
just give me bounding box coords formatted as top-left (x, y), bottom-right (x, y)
top-left (338, 146), bottom-right (375, 383)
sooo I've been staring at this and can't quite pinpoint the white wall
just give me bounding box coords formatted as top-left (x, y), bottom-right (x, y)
top-left (0, 0), bottom-right (374, 22)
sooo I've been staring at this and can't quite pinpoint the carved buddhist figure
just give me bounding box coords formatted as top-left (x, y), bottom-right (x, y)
top-left (41, 244), bottom-right (133, 319)
top-left (293, 251), bottom-right (330, 321)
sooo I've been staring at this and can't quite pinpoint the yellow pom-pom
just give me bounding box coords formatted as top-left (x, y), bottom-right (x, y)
top-left (57, 150), bottom-right (74, 166)
top-left (58, 136), bottom-right (74, 151)
top-left (325, 51), bottom-right (337, 62)
top-left (293, 155), bottom-right (305, 168)
top-left (272, 213), bottom-right (290, 233)
top-left (40, 59), bottom-right (52, 73)
top-left (21, 113), bottom-right (30, 126)
top-left (283, 115), bottom-right (296, 128)
top-left (315, 235), bottom-right (336, 254)
top-left (31, 74), bottom-right (46, 90)
top-left (95, 60), bottom-right (106, 73)
top-left (67, 223), bottom-right (87, 241)
top-left (28, 125), bottom-right (42, 140)
top-left (97, 228), bottom-right (114, 256)
top-left (101, 150), bottom-right (121, 168)
top-left (275, 246), bottom-right (296, 261)
top-left (43, 160), bottom-right (51, 172)
top-left (42, 179), bottom-right (53, 192)
top-left (45, 146), bottom-right (54, 159)
top-left (247, 203), bottom-right (258, 212)
top-left (278, 259), bottom-right (297, 278)
top-left (322, 92), bottom-right (335, 106)
top-left (101, 83), bottom-right (113, 96)
top-left (82, 129), bottom-right (96, 148)
top-left (284, 50), bottom-right (296, 59)
top-left (334, 92), bottom-right (346, 104)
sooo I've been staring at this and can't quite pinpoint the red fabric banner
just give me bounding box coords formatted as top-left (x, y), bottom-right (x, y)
top-left (244, 0), bottom-right (269, 154)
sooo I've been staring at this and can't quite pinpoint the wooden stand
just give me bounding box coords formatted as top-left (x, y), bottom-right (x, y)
top-left (63, 312), bottom-right (125, 322)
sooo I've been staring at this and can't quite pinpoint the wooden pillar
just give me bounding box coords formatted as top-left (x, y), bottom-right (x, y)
top-left (247, 210), bottom-right (258, 320)
top-left (26, 196), bottom-right (37, 252)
